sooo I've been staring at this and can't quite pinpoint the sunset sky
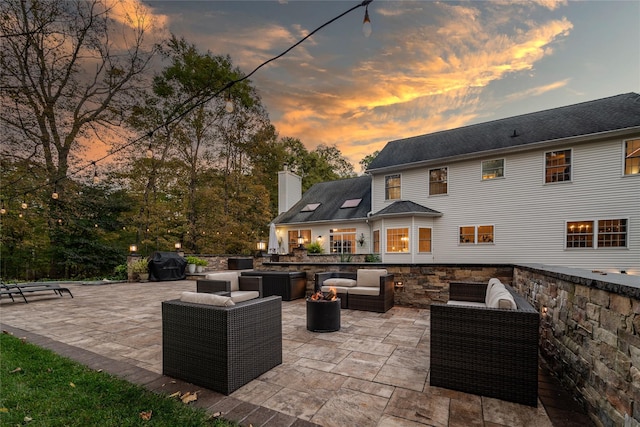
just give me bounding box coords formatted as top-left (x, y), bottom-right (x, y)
top-left (140, 0), bottom-right (639, 170)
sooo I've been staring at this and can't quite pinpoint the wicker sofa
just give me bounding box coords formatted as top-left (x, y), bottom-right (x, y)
top-left (315, 269), bottom-right (394, 312)
top-left (162, 295), bottom-right (282, 395)
top-left (430, 281), bottom-right (540, 407)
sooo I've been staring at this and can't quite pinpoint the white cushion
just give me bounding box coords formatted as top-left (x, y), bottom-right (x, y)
top-left (323, 278), bottom-right (357, 287)
top-left (229, 291), bottom-right (259, 303)
top-left (321, 285), bottom-right (350, 294)
top-left (356, 269), bottom-right (387, 288)
top-left (180, 291), bottom-right (235, 306)
top-left (487, 288), bottom-right (517, 310)
top-left (486, 281), bottom-right (506, 307)
top-left (205, 272), bottom-right (240, 291)
top-left (348, 286), bottom-right (380, 296)
top-left (447, 300), bottom-right (487, 308)
top-left (485, 278), bottom-right (502, 303)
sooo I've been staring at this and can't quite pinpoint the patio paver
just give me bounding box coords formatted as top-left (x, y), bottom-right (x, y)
top-left (0, 280), bottom-right (594, 426)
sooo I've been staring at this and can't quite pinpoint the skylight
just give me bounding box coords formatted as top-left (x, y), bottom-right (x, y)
top-left (301, 203), bottom-right (321, 212)
top-left (341, 198), bottom-right (362, 208)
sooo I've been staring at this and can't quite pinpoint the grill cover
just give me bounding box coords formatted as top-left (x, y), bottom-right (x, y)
top-left (148, 251), bottom-right (186, 281)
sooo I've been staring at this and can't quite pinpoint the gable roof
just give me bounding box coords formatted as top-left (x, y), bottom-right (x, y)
top-left (368, 92), bottom-right (640, 172)
top-left (275, 175), bottom-right (371, 225)
top-left (370, 201), bottom-right (442, 219)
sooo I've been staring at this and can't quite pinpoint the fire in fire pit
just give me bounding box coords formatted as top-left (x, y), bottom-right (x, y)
top-left (309, 286), bottom-right (337, 301)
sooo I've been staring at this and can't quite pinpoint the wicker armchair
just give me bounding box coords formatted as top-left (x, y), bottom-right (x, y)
top-left (162, 295), bottom-right (282, 395)
top-left (196, 271), bottom-right (262, 303)
top-left (430, 282), bottom-right (539, 407)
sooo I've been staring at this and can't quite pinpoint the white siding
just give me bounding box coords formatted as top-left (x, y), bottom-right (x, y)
top-left (371, 137), bottom-right (640, 273)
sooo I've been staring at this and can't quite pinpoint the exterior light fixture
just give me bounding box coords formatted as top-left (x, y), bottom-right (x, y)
top-left (257, 240), bottom-right (266, 251)
top-left (129, 244), bottom-right (138, 254)
top-left (52, 190), bottom-right (59, 200)
top-left (0, 201), bottom-right (6, 215)
top-left (362, 2), bottom-right (372, 37)
top-left (21, 200), bottom-right (27, 210)
top-left (297, 235), bottom-right (305, 248)
top-left (146, 143), bottom-right (153, 159)
top-left (174, 242), bottom-right (182, 250)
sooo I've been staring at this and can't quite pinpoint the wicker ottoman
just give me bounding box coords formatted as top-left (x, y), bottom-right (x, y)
top-left (162, 295), bottom-right (282, 395)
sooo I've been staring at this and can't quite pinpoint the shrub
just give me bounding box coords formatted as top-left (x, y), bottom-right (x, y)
top-left (129, 258), bottom-right (149, 274)
top-left (185, 255), bottom-right (199, 265)
top-left (365, 253), bottom-right (381, 262)
top-left (306, 241), bottom-right (324, 254)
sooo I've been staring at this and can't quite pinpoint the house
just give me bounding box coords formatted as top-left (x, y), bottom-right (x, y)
top-left (273, 93), bottom-right (640, 274)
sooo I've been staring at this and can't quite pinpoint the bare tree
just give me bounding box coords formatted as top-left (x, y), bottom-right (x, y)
top-left (0, 0), bottom-right (157, 196)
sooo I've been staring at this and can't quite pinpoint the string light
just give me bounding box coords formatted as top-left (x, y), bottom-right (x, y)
top-left (4, 0), bottom-right (374, 210)
top-left (0, 200), bottom-right (6, 215)
top-left (362, 3), bottom-right (372, 37)
top-left (92, 162), bottom-right (100, 184)
top-left (52, 184), bottom-right (59, 200)
top-left (225, 91), bottom-right (234, 113)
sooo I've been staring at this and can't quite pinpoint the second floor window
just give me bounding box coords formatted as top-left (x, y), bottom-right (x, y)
top-left (482, 159), bottom-right (504, 180)
top-left (545, 149), bottom-right (571, 183)
top-left (429, 167), bottom-right (448, 195)
top-left (567, 219), bottom-right (628, 248)
top-left (625, 139), bottom-right (640, 175)
top-left (385, 174), bottom-right (401, 200)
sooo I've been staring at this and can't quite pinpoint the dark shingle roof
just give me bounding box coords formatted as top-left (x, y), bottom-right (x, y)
top-left (276, 175), bottom-right (371, 224)
top-left (370, 201), bottom-right (442, 219)
top-left (368, 92), bottom-right (640, 171)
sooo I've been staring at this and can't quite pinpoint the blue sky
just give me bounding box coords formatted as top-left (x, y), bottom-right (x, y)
top-left (139, 0), bottom-right (640, 169)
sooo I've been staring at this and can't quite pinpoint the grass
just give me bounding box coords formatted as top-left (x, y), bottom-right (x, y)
top-left (0, 333), bottom-right (237, 426)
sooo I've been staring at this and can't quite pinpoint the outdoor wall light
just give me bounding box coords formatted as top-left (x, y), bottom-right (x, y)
top-left (174, 242), bottom-right (182, 250)
top-left (129, 244), bottom-right (138, 254)
top-left (257, 240), bottom-right (266, 251)
top-left (394, 281), bottom-right (404, 289)
top-left (317, 235), bottom-right (322, 241)
top-left (297, 236), bottom-right (305, 248)
top-left (542, 306), bottom-right (548, 315)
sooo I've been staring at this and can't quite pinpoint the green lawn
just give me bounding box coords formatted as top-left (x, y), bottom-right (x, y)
top-left (0, 333), bottom-right (237, 426)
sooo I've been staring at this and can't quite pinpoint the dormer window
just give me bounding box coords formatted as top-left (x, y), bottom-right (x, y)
top-left (301, 203), bottom-right (320, 212)
top-left (341, 198), bottom-right (362, 208)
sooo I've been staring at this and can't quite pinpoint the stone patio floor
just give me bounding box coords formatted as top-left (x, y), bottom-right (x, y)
top-left (0, 280), bottom-right (594, 427)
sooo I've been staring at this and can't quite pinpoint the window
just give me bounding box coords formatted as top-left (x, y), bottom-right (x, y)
top-left (385, 174), bottom-right (401, 200)
top-left (429, 167), bottom-right (448, 195)
top-left (567, 219), bottom-right (628, 248)
top-left (330, 228), bottom-right (356, 253)
top-left (288, 229), bottom-right (311, 248)
top-left (341, 198), bottom-right (362, 208)
top-left (373, 230), bottom-right (380, 253)
top-left (459, 225), bottom-right (494, 244)
top-left (418, 228), bottom-right (432, 252)
top-left (598, 219), bottom-right (627, 247)
top-left (545, 149), bottom-right (571, 183)
top-left (566, 221), bottom-right (594, 248)
top-left (386, 228), bottom-right (409, 252)
top-left (301, 203), bottom-right (320, 212)
top-left (625, 139), bottom-right (640, 175)
top-left (482, 159), bottom-right (504, 180)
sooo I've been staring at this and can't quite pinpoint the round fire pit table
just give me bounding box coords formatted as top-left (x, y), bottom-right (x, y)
top-left (306, 298), bottom-right (341, 332)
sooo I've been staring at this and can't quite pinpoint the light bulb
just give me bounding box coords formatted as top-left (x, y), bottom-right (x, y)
top-left (225, 98), bottom-right (234, 113)
top-left (0, 208), bottom-right (6, 215)
top-left (21, 201), bottom-right (27, 209)
top-left (362, 8), bottom-right (372, 38)
top-left (146, 148), bottom-right (153, 158)
top-left (93, 173), bottom-right (100, 184)
top-left (52, 191), bottom-right (59, 200)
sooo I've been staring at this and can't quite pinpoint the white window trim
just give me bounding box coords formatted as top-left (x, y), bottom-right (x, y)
top-left (458, 225), bottom-right (495, 245)
top-left (481, 158), bottom-right (506, 181)
top-left (623, 138), bottom-right (640, 176)
top-left (385, 173), bottom-right (402, 201)
top-left (428, 166), bottom-right (449, 196)
top-left (564, 218), bottom-right (629, 249)
top-left (543, 148), bottom-right (573, 185)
